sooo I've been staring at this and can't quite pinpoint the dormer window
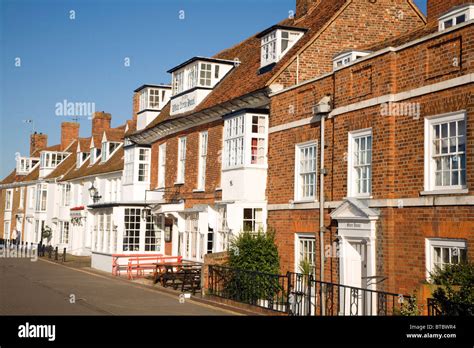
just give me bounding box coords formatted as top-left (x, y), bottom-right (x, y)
top-left (40, 151), bottom-right (68, 169)
top-left (257, 26), bottom-right (306, 68)
top-left (439, 5), bottom-right (473, 31)
top-left (90, 148), bottom-right (101, 164)
top-left (16, 156), bottom-right (39, 175)
top-left (168, 57), bottom-right (234, 115)
top-left (333, 50), bottom-right (371, 70)
top-left (101, 142), bottom-right (121, 162)
top-left (76, 152), bottom-right (88, 168)
top-left (137, 85), bottom-right (171, 112)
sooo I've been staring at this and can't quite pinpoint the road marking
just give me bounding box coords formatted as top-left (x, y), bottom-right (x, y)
top-left (37, 258), bottom-right (241, 315)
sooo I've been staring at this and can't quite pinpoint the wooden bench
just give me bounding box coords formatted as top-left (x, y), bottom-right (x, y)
top-left (160, 263), bottom-right (202, 294)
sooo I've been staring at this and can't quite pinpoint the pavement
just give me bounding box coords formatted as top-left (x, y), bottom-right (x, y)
top-left (0, 256), bottom-right (237, 316)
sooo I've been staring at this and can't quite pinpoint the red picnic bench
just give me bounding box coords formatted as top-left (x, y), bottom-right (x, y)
top-left (127, 255), bottom-right (183, 280)
top-left (112, 254), bottom-right (163, 277)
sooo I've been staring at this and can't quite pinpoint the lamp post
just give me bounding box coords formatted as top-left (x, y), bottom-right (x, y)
top-left (88, 183), bottom-right (102, 204)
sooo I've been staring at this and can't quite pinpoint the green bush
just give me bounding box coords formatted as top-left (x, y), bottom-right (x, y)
top-left (226, 230), bottom-right (281, 304)
top-left (228, 230), bottom-right (280, 274)
top-left (430, 263), bottom-right (474, 316)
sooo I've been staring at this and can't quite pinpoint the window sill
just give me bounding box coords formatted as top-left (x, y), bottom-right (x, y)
top-left (193, 189), bottom-right (205, 193)
top-left (346, 195), bottom-right (373, 200)
top-left (292, 199), bottom-right (318, 204)
top-left (174, 182), bottom-right (185, 186)
top-left (420, 188), bottom-right (468, 196)
top-left (215, 187), bottom-right (222, 192)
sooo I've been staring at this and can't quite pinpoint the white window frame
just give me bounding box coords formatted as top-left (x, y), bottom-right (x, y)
top-left (223, 115), bottom-right (245, 169)
top-left (347, 128), bottom-right (373, 198)
top-left (28, 187), bottom-right (35, 209)
top-left (59, 221), bottom-right (70, 244)
top-left (199, 63), bottom-right (212, 87)
top-left (250, 115), bottom-right (267, 165)
top-left (39, 152), bottom-right (68, 169)
top-left (261, 29), bottom-right (303, 68)
top-left (438, 5), bottom-right (473, 31)
top-left (294, 141), bottom-right (318, 202)
top-left (19, 187), bottom-right (24, 209)
top-left (5, 189), bottom-right (13, 211)
top-left (158, 143), bottom-right (167, 188)
top-left (295, 233), bottom-right (316, 275)
top-left (4, 221), bottom-right (11, 240)
top-left (172, 70), bottom-right (185, 95)
top-left (35, 184), bottom-right (47, 212)
top-left (197, 132), bottom-right (208, 190)
top-left (124, 147), bottom-right (135, 184)
top-left (424, 111), bottom-right (467, 193)
top-left (177, 137), bottom-right (187, 183)
top-left (137, 148), bottom-right (150, 183)
top-left (425, 238), bottom-right (467, 279)
top-left (242, 208), bottom-right (264, 233)
top-left (60, 183), bottom-right (71, 207)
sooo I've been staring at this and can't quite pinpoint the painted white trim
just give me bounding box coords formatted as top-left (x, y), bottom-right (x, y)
top-left (347, 128), bottom-right (372, 199)
top-left (424, 111), bottom-right (467, 192)
top-left (268, 195), bottom-right (474, 210)
top-left (425, 238), bottom-right (467, 279)
top-left (269, 74), bottom-right (473, 134)
top-left (294, 140), bottom-right (318, 202)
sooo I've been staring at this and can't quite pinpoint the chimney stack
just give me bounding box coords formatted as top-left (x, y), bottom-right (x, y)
top-left (30, 133), bottom-right (48, 156)
top-left (61, 122), bottom-right (80, 151)
top-left (427, 0), bottom-right (471, 23)
top-left (91, 112), bottom-right (112, 138)
top-left (295, 0), bottom-right (321, 19)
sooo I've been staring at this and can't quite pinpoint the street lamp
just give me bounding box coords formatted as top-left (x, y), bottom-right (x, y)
top-left (88, 183), bottom-right (102, 204)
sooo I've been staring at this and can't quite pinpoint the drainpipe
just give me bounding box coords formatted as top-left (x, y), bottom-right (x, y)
top-left (320, 113), bottom-right (326, 316)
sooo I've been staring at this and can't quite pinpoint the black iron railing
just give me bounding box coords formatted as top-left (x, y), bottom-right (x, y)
top-left (208, 265), bottom-right (289, 313)
top-left (208, 265), bottom-right (410, 316)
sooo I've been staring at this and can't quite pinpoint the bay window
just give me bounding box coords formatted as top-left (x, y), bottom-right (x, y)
top-left (123, 208), bottom-right (141, 252)
top-left (138, 149), bottom-right (150, 182)
top-left (425, 112), bottom-right (466, 192)
top-left (223, 112), bottom-right (268, 169)
top-left (144, 210), bottom-right (161, 252)
top-left (124, 148), bottom-right (134, 184)
top-left (259, 28), bottom-right (305, 68)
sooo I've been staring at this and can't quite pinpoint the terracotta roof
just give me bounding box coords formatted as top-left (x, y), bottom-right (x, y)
top-left (0, 169), bottom-right (20, 185)
top-left (61, 146), bottom-right (124, 181)
top-left (137, 0), bottom-right (349, 133)
top-left (22, 166), bottom-right (40, 182)
top-left (104, 127), bottom-right (125, 142)
top-left (124, 119), bottom-right (137, 137)
top-left (45, 150), bottom-right (77, 180)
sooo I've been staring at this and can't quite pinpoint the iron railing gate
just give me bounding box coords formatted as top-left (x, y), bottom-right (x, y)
top-left (208, 265), bottom-right (410, 316)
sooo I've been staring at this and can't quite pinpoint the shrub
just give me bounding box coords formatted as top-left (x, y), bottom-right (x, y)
top-left (430, 263), bottom-right (474, 316)
top-left (226, 230), bottom-right (281, 304)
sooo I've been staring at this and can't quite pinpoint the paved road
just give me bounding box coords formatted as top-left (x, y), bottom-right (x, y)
top-left (0, 257), bottom-right (233, 315)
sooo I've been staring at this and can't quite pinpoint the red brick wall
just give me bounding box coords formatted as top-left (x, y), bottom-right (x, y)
top-left (150, 120), bottom-right (223, 208)
top-left (30, 133), bottom-right (47, 156)
top-left (274, 0), bottom-right (425, 87)
top-left (267, 22), bottom-right (474, 295)
top-left (427, 0), bottom-right (472, 23)
top-left (91, 112), bottom-right (111, 138)
top-left (61, 122), bottom-right (80, 151)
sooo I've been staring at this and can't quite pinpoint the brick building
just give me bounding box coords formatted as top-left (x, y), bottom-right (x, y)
top-left (129, 0), bottom-right (425, 263)
top-left (266, 0), bottom-right (474, 299)
top-left (1, 0), bottom-right (471, 300)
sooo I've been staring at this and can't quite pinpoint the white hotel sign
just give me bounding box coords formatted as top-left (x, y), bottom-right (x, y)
top-left (171, 91), bottom-right (197, 114)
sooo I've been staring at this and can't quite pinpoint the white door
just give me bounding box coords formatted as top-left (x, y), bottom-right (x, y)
top-left (343, 241), bottom-right (368, 315)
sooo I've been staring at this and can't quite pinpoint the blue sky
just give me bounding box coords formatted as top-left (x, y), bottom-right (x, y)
top-left (0, 0), bottom-right (427, 178)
